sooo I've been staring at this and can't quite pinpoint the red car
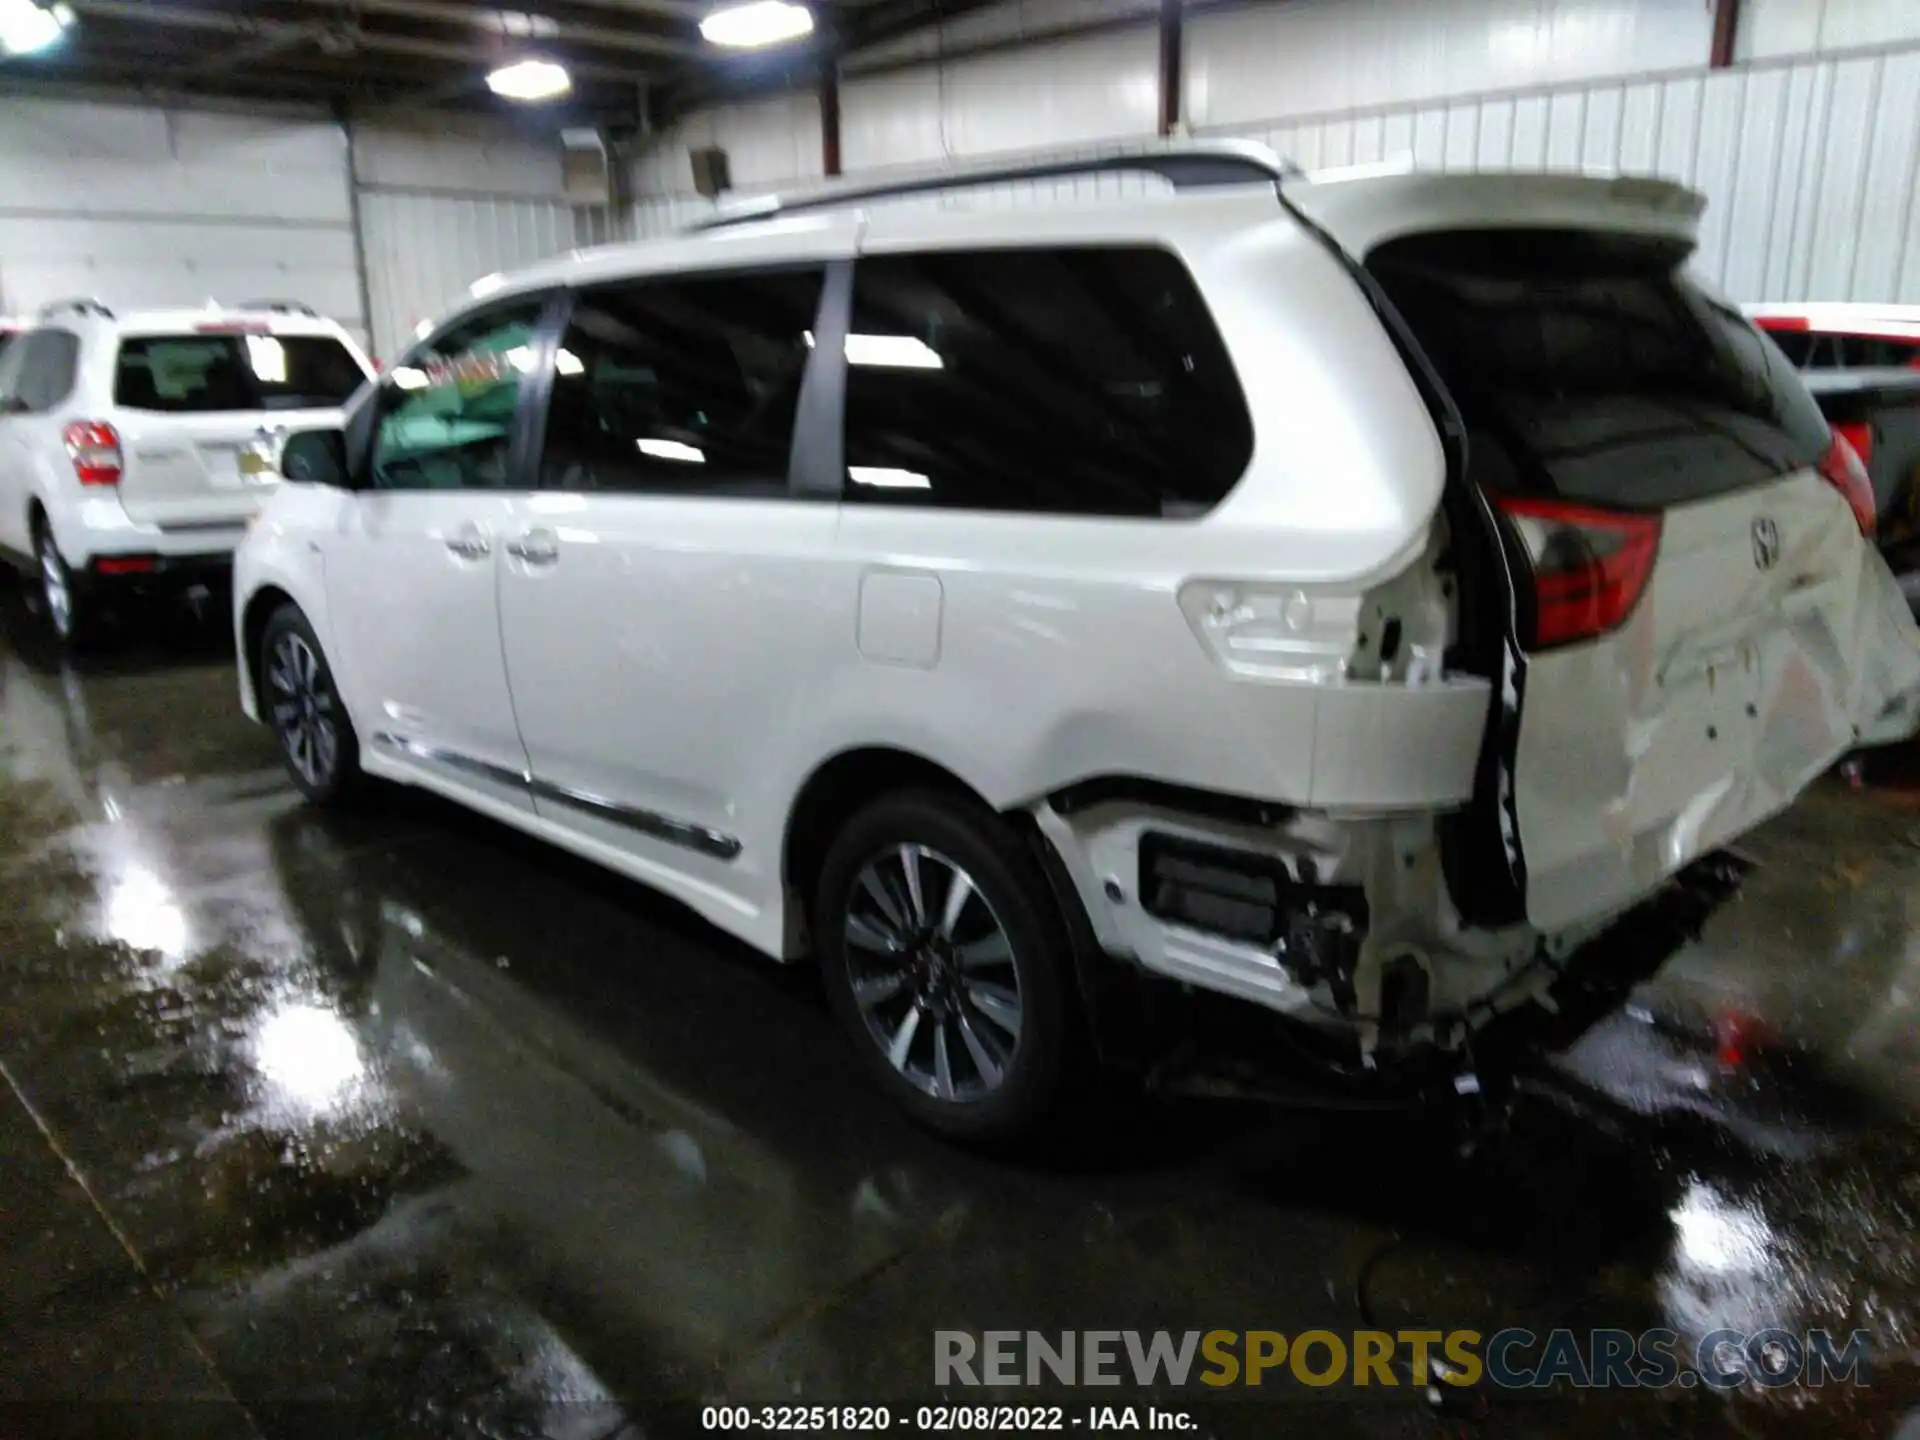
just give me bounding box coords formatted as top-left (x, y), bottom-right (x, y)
top-left (1750, 305), bottom-right (1920, 573)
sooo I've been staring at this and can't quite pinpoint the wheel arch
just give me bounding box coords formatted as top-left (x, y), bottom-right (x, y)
top-left (781, 745), bottom-right (994, 938)
top-left (240, 583), bottom-right (300, 706)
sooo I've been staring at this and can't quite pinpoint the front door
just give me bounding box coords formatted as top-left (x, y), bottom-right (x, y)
top-left (323, 296), bottom-right (551, 814)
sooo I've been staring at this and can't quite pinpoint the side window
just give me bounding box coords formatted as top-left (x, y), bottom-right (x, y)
top-left (539, 267), bottom-right (825, 496)
top-left (369, 300), bottom-right (546, 492)
top-left (0, 334), bottom-right (28, 407)
top-left (1762, 329), bottom-right (1814, 368)
top-left (13, 331), bottom-right (79, 413)
top-left (841, 247), bottom-right (1254, 516)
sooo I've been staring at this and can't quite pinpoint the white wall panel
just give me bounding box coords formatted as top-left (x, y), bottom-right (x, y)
top-left (1215, 44), bottom-right (1920, 303)
top-left (845, 25), bottom-right (1159, 170)
top-left (1185, 0), bottom-right (1708, 130)
top-left (354, 118), bottom-right (620, 361)
top-left (1743, 0), bottom-right (1920, 60)
top-left (359, 191), bottom-right (602, 361)
top-left (0, 98), bottom-right (359, 333)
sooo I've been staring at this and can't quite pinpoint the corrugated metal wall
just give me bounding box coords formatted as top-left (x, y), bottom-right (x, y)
top-left (631, 0), bottom-right (1920, 304)
top-left (1234, 43), bottom-right (1920, 302)
top-left (0, 98), bottom-right (617, 361)
top-left (0, 99), bottom-right (363, 334)
top-left (357, 190), bottom-right (613, 360)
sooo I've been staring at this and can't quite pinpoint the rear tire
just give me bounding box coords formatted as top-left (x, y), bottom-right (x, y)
top-left (33, 524), bottom-right (99, 649)
top-left (814, 790), bottom-right (1078, 1145)
top-left (259, 603), bottom-right (361, 805)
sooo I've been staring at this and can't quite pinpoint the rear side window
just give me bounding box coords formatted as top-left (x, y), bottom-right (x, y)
top-left (842, 247), bottom-right (1252, 516)
top-left (1372, 231), bottom-right (1832, 509)
top-left (11, 330), bottom-right (79, 413)
top-left (540, 267), bottom-right (825, 496)
top-left (115, 333), bottom-right (365, 413)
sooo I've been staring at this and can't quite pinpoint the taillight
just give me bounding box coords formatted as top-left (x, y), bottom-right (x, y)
top-left (1816, 428), bottom-right (1876, 537)
top-left (63, 421), bottom-right (122, 487)
top-left (1494, 496), bottom-right (1662, 651)
top-left (1833, 421), bottom-right (1873, 470)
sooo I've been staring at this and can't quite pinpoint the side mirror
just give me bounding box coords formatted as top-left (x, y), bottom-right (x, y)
top-left (275, 428), bottom-right (350, 487)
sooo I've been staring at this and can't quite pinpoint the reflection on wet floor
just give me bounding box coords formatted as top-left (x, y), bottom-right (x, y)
top-left (6, 581), bottom-right (1920, 1438)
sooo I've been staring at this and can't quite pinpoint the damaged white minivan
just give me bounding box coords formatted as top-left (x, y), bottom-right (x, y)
top-left (233, 142), bottom-right (1920, 1141)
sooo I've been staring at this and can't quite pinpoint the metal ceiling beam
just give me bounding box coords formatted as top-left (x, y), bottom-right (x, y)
top-left (65, 0), bottom-right (663, 82)
top-left (537, 0), bottom-right (707, 22)
top-left (273, 0), bottom-right (700, 61)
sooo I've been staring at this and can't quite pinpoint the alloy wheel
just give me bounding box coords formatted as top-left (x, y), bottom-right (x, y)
top-left (265, 632), bottom-right (339, 788)
top-left (39, 539), bottom-right (72, 639)
top-left (843, 843), bottom-right (1023, 1102)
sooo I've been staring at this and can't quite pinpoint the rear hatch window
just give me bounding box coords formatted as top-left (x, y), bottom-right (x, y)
top-left (115, 333), bottom-right (365, 413)
top-left (1368, 230), bottom-right (1830, 508)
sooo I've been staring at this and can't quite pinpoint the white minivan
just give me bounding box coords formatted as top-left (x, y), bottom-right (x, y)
top-left (233, 143), bottom-right (1920, 1141)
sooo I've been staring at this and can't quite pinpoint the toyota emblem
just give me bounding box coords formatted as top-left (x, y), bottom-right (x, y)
top-left (1752, 517), bottom-right (1780, 571)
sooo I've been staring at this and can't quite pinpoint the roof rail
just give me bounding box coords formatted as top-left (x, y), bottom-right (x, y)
top-left (236, 298), bottom-right (320, 317)
top-left (37, 297), bottom-right (114, 321)
top-left (692, 141), bottom-right (1301, 232)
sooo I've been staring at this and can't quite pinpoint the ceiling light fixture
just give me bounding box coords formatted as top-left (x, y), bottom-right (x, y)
top-left (486, 57), bottom-right (571, 102)
top-left (0, 0), bottom-right (73, 57)
top-left (700, 1), bottom-right (813, 49)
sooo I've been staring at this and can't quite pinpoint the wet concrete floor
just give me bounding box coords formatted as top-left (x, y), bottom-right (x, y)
top-left (5, 582), bottom-right (1920, 1439)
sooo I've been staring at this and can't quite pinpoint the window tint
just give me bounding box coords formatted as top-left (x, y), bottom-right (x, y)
top-left (841, 247), bottom-right (1253, 516)
top-left (1371, 231), bottom-right (1832, 509)
top-left (539, 268), bottom-right (825, 496)
top-left (1848, 336), bottom-right (1920, 368)
top-left (115, 333), bottom-right (364, 413)
top-left (370, 301), bottom-right (546, 492)
top-left (1763, 328), bottom-right (1816, 367)
top-left (12, 330), bottom-right (80, 413)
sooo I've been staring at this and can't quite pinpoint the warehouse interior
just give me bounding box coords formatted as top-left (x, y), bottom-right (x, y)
top-left (5, 0), bottom-right (1920, 1436)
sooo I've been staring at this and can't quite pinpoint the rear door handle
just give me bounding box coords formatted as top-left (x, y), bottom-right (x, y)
top-left (506, 528), bottom-right (559, 565)
top-left (445, 523), bottom-right (491, 560)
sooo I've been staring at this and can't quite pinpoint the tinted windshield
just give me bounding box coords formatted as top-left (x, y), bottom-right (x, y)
top-left (1371, 230), bottom-right (1831, 509)
top-left (115, 333), bottom-right (366, 413)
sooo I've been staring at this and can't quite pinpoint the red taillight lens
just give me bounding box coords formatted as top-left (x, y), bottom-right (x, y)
top-left (1816, 429), bottom-right (1876, 537)
top-left (1833, 421), bottom-right (1873, 470)
top-left (95, 555), bottom-right (156, 576)
top-left (1494, 496), bottom-right (1662, 651)
top-left (62, 421), bottom-right (122, 487)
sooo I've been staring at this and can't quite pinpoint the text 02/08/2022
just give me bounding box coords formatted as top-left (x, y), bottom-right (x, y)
top-left (700, 1404), bottom-right (1199, 1431)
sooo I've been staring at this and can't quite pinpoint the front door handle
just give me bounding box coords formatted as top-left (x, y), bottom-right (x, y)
top-left (445, 523), bottom-right (491, 560)
top-left (506, 528), bottom-right (559, 565)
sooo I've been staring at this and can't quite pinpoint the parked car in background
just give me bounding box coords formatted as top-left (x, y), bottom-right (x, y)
top-left (234, 146), bottom-right (1920, 1142)
top-left (0, 298), bottom-right (374, 646)
top-left (1750, 304), bottom-right (1920, 581)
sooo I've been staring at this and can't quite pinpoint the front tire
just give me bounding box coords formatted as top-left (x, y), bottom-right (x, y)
top-left (259, 604), bottom-right (361, 805)
top-left (815, 790), bottom-right (1077, 1145)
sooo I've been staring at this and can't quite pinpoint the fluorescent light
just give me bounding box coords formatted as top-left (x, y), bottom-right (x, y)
top-left (504, 345), bottom-right (537, 372)
top-left (245, 335), bottom-right (287, 384)
top-left (700, 1), bottom-right (812, 48)
top-left (638, 438), bottom-right (705, 463)
top-left (486, 57), bottom-right (571, 101)
top-left (0, 0), bottom-right (71, 56)
top-left (846, 334), bottom-right (942, 369)
top-left (850, 466), bottom-right (930, 489)
top-left (555, 348), bottom-right (584, 376)
top-left (468, 272), bottom-right (505, 298)
top-left (390, 366), bottom-right (430, 390)
top-left (413, 319), bottom-right (434, 340)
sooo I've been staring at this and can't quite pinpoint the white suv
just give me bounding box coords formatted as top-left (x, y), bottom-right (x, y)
top-left (0, 299), bottom-right (372, 644)
top-left (233, 143), bottom-right (1920, 1142)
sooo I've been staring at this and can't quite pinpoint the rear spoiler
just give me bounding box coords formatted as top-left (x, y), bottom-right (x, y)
top-left (1280, 169), bottom-right (1706, 258)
